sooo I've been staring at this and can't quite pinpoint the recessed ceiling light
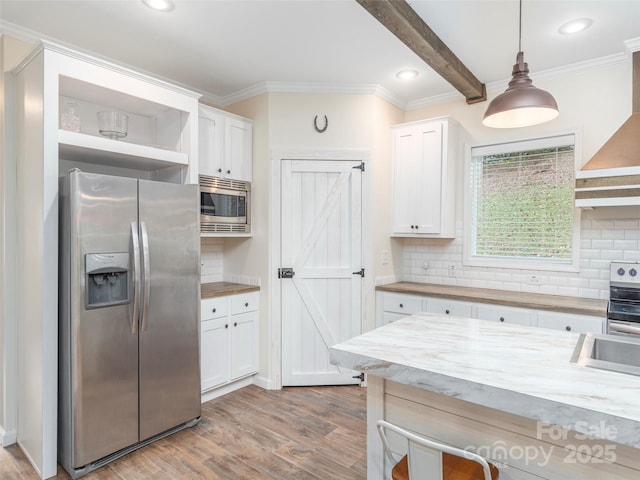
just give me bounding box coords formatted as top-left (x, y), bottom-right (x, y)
top-left (396, 69), bottom-right (419, 80)
top-left (142, 0), bottom-right (174, 12)
top-left (558, 18), bottom-right (593, 35)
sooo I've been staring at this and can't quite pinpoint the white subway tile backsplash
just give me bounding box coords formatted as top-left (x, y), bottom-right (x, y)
top-left (614, 219), bottom-right (639, 229)
top-left (580, 249), bottom-right (601, 259)
top-left (539, 285), bottom-right (558, 295)
top-left (591, 219), bottom-right (615, 230)
top-left (400, 213), bottom-right (640, 300)
top-left (578, 288), bottom-right (600, 299)
top-left (614, 240), bottom-right (638, 250)
top-left (200, 238), bottom-right (224, 283)
top-left (625, 229), bottom-right (640, 240)
top-left (623, 250), bottom-right (640, 261)
top-left (591, 239), bottom-right (615, 250)
top-left (602, 229), bottom-right (625, 240)
top-left (579, 269), bottom-right (600, 279)
top-left (558, 286), bottom-right (580, 297)
top-left (600, 249), bottom-right (625, 260)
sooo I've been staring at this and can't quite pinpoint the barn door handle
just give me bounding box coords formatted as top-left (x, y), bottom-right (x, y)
top-left (278, 267), bottom-right (295, 279)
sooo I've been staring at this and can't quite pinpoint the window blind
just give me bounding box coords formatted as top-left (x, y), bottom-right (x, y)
top-left (470, 135), bottom-right (575, 263)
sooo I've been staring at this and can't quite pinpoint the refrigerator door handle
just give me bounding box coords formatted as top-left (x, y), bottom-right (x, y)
top-left (140, 221), bottom-right (151, 332)
top-left (130, 222), bottom-right (141, 335)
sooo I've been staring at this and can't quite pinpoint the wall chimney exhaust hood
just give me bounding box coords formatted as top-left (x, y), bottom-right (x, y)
top-left (575, 50), bottom-right (640, 207)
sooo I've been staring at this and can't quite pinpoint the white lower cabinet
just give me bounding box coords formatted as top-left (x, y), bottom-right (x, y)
top-left (201, 318), bottom-right (230, 391)
top-left (200, 291), bottom-right (259, 395)
top-left (476, 304), bottom-right (533, 326)
top-left (380, 292), bottom-right (424, 326)
top-left (230, 310), bottom-right (259, 379)
top-left (424, 298), bottom-right (473, 318)
top-left (536, 311), bottom-right (603, 334)
top-left (377, 291), bottom-right (604, 333)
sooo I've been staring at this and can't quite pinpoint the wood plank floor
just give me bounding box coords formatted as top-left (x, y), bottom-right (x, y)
top-left (0, 385), bottom-right (366, 480)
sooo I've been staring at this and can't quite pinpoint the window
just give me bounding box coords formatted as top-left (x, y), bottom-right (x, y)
top-left (466, 134), bottom-right (579, 270)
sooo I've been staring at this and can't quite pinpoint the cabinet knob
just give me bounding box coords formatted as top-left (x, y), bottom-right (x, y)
top-left (217, 168), bottom-right (222, 173)
top-left (399, 303), bottom-right (404, 308)
top-left (212, 308), bottom-right (216, 313)
top-left (234, 322), bottom-right (238, 327)
top-left (225, 324), bottom-right (228, 329)
top-left (565, 325), bottom-right (572, 331)
top-left (245, 302), bottom-right (249, 307)
top-left (227, 170), bottom-right (231, 174)
top-left (445, 309), bottom-right (450, 314)
top-left (499, 317), bottom-right (505, 322)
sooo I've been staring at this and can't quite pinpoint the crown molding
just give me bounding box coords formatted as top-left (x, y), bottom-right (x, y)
top-left (217, 81), bottom-right (407, 110)
top-left (625, 36), bottom-right (640, 53)
top-left (0, 20), bottom-right (40, 44)
top-left (2, 20), bottom-right (637, 112)
top-left (407, 51), bottom-right (631, 111)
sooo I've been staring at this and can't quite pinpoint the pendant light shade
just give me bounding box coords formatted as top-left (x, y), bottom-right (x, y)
top-left (482, 1), bottom-right (558, 128)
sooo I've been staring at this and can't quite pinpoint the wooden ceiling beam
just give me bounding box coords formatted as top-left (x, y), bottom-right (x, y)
top-left (356, 0), bottom-right (486, 104)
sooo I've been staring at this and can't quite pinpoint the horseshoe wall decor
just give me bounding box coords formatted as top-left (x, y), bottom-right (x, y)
top-left (314, 115), bottom-right (328, 133)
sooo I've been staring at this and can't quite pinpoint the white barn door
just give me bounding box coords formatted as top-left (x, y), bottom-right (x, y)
top-left (281, 159), bottom-right (363, 386)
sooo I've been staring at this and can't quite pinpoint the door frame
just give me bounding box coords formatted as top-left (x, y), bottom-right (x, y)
top-left (270, 150), bottom-right (372, 390)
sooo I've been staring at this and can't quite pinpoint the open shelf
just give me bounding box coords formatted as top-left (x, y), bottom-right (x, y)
top-left (59, 129), bottom-right (188, 171)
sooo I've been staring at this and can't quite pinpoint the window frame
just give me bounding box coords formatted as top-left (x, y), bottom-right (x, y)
top-left (463, 130), bottom-right (581, 273)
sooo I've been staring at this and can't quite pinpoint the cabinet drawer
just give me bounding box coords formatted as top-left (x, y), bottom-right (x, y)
top-left (383, 312), bottom-right (410, 325)
top-left (424, 298), bottom-right (473, 317)
top-left (536, 311), bottom-right (603, 334)
top-left (231, 291), bottom-right (259, 315)
top-left (201, 297), bottom-right (229, 321)
top-left (383, 293), bottom-right (423, 315)
top-left (476, 304), bottom-right (532, 326)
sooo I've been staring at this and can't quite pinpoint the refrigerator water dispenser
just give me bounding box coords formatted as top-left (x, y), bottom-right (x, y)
top-left (85, 252), bottom-right (130, 308)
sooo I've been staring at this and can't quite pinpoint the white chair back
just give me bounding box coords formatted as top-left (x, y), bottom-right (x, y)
top-left (376, 420), bottom-right (496, 480)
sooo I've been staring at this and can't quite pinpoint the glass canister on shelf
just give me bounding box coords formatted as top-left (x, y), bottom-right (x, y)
top-left (60, 100), bottom-right (81, 133)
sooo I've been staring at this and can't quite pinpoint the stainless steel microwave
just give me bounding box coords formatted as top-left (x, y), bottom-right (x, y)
top-left (199, 175), bottom-right (251, 234)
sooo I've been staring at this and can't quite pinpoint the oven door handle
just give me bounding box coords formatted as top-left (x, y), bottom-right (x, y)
top-left (608, 321), bottom-right (640, 337)
top-left (607, 309), bottom-right (640, 323)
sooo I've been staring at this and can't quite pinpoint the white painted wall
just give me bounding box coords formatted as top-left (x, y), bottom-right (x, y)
top-left (1, 35), bottom-right (36, 448)
top-left (401, 58), bottom-right (637, 300)
top-left (0, 33), bottom-right (5, 446)
top-left (222, 92), bottom-right (402, 388)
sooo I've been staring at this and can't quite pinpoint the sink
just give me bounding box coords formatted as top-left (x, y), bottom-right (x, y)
top-left (570, 333), bottom-right (640, 376)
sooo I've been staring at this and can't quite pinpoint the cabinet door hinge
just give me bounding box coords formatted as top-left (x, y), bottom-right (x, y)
top-left (278, 267), bottom-right (295, 279)
top-left (352, 162), bottom-right (365, 172)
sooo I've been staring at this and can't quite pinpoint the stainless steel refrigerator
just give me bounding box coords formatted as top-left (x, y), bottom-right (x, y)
top-left (58, 170), bottom-right (201, 478)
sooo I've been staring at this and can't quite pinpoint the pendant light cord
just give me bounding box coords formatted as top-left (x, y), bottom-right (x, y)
top-left (518, 0), bottom-right (522, 52)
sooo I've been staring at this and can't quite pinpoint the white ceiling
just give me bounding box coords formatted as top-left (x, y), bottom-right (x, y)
top-left (1, 0), bottom-right (640, 107)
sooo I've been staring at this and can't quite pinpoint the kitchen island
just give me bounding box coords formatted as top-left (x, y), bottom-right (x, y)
top-left (330, 314), bottom-right (640, 480)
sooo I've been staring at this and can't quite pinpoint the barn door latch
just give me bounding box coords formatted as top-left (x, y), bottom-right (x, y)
top-left (278, 267), bottom-right (295, 279)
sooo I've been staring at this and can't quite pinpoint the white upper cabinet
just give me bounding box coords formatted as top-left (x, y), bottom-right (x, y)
top-left (199, 104), bottom-right (253, 182)
top-left (391, 117), bottom-right (466, 238)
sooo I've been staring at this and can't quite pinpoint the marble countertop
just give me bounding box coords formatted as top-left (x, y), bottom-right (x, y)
top-left (330, 314), bottom-right (640, 448)
top-left (376, 282), bottom-right (608, 316)
top-left (201, 281), bottom-right (260, 299)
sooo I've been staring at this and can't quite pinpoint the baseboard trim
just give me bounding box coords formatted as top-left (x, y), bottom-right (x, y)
top-left (1, 426), bottom-right (17, 446)
top-left (200, 376), bottom-right (254, 403)
top-left (251, 374), bottom-right (276, 390)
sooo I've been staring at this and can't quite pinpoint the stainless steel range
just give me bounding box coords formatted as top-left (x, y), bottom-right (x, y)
top-left (608, 262), bottom-right (640, 337)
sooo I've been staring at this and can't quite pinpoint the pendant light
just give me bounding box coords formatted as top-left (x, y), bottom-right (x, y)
top-left (483, 0), bottom-right (558, 128)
